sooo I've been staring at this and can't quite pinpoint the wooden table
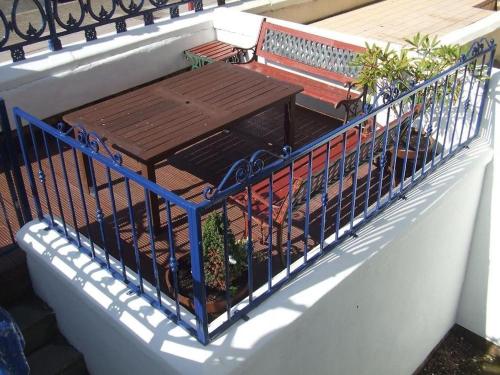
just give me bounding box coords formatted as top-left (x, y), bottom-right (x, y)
top-left (63, 62), bottom-right (303, 232)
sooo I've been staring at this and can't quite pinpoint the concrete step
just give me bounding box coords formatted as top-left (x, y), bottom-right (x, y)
top-left (8, 296), bottom-right (58, 355)
top-left (28, 343), bottom-right (88, 375)
top-left (0, 247), bottom-right (32, 306)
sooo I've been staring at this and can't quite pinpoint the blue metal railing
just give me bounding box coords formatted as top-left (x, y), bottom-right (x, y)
top-left (0, 0), bottom-right (224, 62)
top-left (9, 38), bottom-right (495, 345)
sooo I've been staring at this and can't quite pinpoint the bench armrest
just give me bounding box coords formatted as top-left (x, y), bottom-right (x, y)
top-left (336, 83), bottom-right (368, 124)
top-left (232, 45), bottom-right (258, 64)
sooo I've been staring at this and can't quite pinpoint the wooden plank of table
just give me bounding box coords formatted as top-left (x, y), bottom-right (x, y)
top-left (63, 62), bottom-right (303, 164)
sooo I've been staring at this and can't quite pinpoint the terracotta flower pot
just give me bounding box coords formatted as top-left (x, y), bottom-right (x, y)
top-left (165, 254), bottom-right (248, 315)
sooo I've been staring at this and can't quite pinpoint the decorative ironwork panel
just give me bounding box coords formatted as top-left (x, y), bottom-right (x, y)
top-left (0, 0), bottom-right (202, 62)
top-left (261, 29), bottom-right (361, 78)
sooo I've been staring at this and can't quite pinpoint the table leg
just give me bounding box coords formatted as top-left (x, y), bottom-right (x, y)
top-left (75, 149), bottom-right (93, 195)
top-left (142, 163), bottom-right (161, 235)
top-left (284, 96), bottom-right (296, 149)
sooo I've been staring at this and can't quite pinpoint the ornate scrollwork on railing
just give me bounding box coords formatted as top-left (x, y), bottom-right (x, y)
top-left (87, 0), bottom-right (117, 22)
top-left (1, 0), bottom-right (209, 62)
top-left (203, 146), bottom-right (292, 200)
top-left (462, 38), bottom-right (496, 62)
top-left (0, 10), bottom-right (10, 48)
top-left (53, 0), bottom-right (85, 31)
top-left (117, 0), bottom-right (144, 14)
top-left (57, 122), bottom-right (123, 166)
top-left (363, 79), bottom-right (417, 114)
top-left (11, 0), bottom-right (47, 41)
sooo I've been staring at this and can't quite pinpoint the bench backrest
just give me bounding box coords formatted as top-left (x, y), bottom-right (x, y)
top-left (256, 21), bottom-right (365, 85)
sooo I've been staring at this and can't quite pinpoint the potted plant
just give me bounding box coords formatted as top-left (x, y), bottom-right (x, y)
top-left (351, 33), bottom-right (465, 178)
top-left (166, 212), bottom-right (248, 315)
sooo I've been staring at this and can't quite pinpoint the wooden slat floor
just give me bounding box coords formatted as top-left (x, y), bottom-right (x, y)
top-left (1, 103), bottom-right (392, 311)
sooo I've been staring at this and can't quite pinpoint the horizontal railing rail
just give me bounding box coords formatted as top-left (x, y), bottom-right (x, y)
top-left (8, 37), bottom-right (495, 345)
top-left (0, 0), bottom-right (225, 62)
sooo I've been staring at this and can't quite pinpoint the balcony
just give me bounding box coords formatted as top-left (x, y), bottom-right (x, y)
top-left (1, 1), bottom-right (500, 374)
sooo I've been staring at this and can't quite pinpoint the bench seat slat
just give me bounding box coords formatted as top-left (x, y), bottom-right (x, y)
top-left (240, 61), bottom-right (357, 107)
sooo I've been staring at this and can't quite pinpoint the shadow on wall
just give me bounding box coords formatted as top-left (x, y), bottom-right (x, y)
top-left (457, 68), bottom-right (500, 346)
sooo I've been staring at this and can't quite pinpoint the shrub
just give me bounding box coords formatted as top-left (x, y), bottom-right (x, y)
top-left (202, 212), bottom-right (247, 292)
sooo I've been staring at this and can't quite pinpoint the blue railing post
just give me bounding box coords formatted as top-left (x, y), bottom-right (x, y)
top-left (0, 100), bottom-right (32, 225)
top-left (187, 206), bottom-right (209, 345)
top-left (43, 0), bottom-right (62, 51)
top-left (474, 41), bottom-right (496, 137)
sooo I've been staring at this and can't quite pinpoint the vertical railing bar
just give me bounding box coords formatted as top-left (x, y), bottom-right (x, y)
top-left (186, 206), bottom-right (209, 345)
top-left (431, 75), bottom-right (450, 169)
top-left (448, 66), bottom-right (468, 156)
top-left (41, 131), bottom-right (68, 237)
top-left (222, 199), bottom-right (232, 320)
top-left (363, 115), bottom-right (377, 217)
top-left (376, 108), bottom-right (392, 208)
top-left (467, 54), bottom-right (487, 140)
top-left (457, 59), bottom-right (477, 146)
top-left (410, 88), bottom-right (429, 183)
top-left (43, 0), bottom-right (62, 51)
top-left (303, 151), bottom-right (313, 262)
top-left (71, 148), bottom-right (96, 258)
top-left (420, 81), bottom-right (440, 175)
top-left (56, 137), bottom-right (80, 246)
top-left (285, 163), bottom-right (294, 276)
top-left (319, 141), bottom-right (331, 254)
top-left (474, 46), bottom-right (495, 137)
top-left (335, 133), bottom-right (348, 240)
top-left (349, 124), bottom-right (363, 231)
top-left (106, 167), bottom-right (127, 282)
top-left (399, 95), bottom-right (417, 193)
top-left (166, 200), bottom-right (181, 319)
top-left (245, 184), bottom-right (254, 302)
top-left (143, 187), bottom-right (162, 305)
top-left (124, 177), bottom-right (144, 294)
top-left (27, 125), bottom-right (55, 225)
top-left (87, 157), bottom-right (111, 269)
top-left (440, 70), bottom-right (460, 161)
top-left (388, 101), bottom-right (405, 199)
top-left (267, 175), bottom-right (273, 290)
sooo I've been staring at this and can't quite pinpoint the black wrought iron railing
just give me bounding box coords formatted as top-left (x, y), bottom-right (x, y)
top-left (0, 0), bottom-right (225, 62)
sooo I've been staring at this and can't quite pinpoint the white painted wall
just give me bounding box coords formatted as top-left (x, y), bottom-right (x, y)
top-left (456, 69), bottom-right (500, 346)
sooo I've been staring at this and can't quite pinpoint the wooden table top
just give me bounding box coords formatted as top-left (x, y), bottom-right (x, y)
top-left (63, 62), bottom-right (303, 164)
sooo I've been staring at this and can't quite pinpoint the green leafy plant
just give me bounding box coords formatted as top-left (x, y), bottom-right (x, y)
top-left (352, 33), bottom-right (468, 144)
top-left (353, 33), bottom-right (467, 103)
top-left (202, 212), bottom-right (247, 293)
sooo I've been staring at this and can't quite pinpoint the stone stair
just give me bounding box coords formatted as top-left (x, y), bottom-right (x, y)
top-left (1, 247), bottom-right (88, 375)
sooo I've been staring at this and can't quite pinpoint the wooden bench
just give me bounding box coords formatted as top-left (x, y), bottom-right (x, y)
top-left (184, 41), bottom-right (240, 69)
top-left (236, 21), bottom-right (367, 123)
top-left (231, 108), bottom-right (420, 260)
